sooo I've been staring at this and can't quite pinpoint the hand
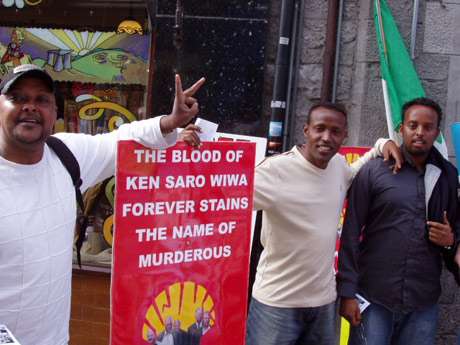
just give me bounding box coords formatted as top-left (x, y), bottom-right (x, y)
top-left (382, 140), bottom-right (403, 174)
top-left (427, 211), bottom-right (454, 247)
top-left (160, 75), bottom-right (206, 134)
top-left (340, 298), bottom-right (362, 326)
top-left (179, 124), bottom-right (202, 147)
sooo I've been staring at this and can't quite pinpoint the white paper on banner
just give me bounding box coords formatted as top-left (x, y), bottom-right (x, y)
top-left (214, 132), bottom-right (268, 249)
top-left (175, 128), bottom-right (267, 250)
top-left (214, 132), bottom-right (267, 166)
top-left (195, 118), bottom-right (219, 141)
top-left (0, 325), bottom-right (21, 345)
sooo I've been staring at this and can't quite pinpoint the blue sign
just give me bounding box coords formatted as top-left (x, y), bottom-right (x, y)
top-left (450, 122), bottom-right (460, 174)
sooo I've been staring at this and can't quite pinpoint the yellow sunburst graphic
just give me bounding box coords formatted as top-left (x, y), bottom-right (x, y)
top-left (339, 152), bottom-right (362, 231)
top-left (339, 207), bottom-right (346, 228)
top-left (344, 152), bottom-right (361, 165)
top-left (142, 281), bottom-right (215, 341)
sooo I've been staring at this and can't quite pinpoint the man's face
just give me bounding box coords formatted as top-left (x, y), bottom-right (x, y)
top-left (203, 312), bottom-right (210, 327)
top-left (303, 107), bottom-right (347, 169)
top-left (165, 317), bottom-right (173, 332)
top-left (400, 104), bottom-right (439, 156)
top-left (173, 320), bottom-right (181, 332)
top-left (0, 77), bottom-right (56, 151)
top-left (195, 308), bottom-right (203, 323)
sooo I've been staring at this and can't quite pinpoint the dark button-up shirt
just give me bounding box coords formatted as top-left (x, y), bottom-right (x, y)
top-left (337, 149), bottom-right (459, 313)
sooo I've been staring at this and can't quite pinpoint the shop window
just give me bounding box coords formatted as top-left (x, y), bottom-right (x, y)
top-left (0, 0), bottom-right (270, 270)
top-left (0, 0), bottom-right (150, 270)
top-left (153, 0), bottom-right (270, 135)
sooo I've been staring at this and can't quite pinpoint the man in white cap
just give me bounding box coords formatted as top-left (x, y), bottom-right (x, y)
top-left (0, 64), bottom-right (204, 345)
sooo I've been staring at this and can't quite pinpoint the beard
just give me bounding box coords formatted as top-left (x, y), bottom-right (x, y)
top-left (404, 144), bottom-right (431, 157)
top-left (13, 125), bottom-right (50, 146)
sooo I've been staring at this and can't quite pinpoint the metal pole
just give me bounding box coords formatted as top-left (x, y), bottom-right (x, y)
top-left (145, 0), bottom-right (158, 118)
top-left (173, 0), bottom-right (184, 74)
top-left (320, 0), bottom-right (339, 102)
top-left (282, 0), bottom-right (300, 151)
top-left (283, 0), bottom-right (305, 150)
top-left (267, 0), bottom-right (295, 155)
top-left (376, 0), bottom-right (388, 61)
top-left (376, 0), bottom-right (396, 141)
top-left (331, 0), bottom-right (344, 102)
top-left (410, 0), bottom-right (420, 59)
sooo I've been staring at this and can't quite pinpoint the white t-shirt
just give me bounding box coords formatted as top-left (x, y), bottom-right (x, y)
top-left (0, 117), bottom-right (177, 345)
top-left (158, 332), bottom-right (174, 345)
top-left (252, 143), bottom-right (383, 308)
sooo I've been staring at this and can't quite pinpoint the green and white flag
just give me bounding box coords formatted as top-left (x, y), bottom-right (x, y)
top-left (374, 0), bottom-right (448, 157)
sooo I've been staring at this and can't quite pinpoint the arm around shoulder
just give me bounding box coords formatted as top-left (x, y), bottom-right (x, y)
top-left (347, 139), bottom-right (386, 178)
top-left (348, 138), bottom-right (402, 178)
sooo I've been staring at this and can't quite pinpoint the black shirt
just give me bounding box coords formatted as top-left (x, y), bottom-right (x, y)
top-left (337, 149), bottom-right (460, 313)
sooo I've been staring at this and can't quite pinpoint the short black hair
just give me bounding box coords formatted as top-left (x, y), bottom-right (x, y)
top-left (306, 102), bottom-right (347, 124)
top-left (401, 97), bottom-right (442, 128)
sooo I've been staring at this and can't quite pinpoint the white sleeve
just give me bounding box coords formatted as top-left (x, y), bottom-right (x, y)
top-left (254, 158), bottom-right (280, 211)
top-left (116, 116), bottom-right (178, 147)
top-left (54, 116), bottom-right (177, 192)
top-left (347, 138), bottom-right (389, 181)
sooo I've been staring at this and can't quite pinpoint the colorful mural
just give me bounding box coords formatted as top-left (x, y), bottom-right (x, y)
top-left (62, 85), bottom-right (143, 268)
top-left (0, 26), bottom-right (149, 85)
top-left (117, 20), bottom-right (143, 35)
top-left (75, 91), bottom-right (138, 248)
top-left (0, 28), bottom-right (27, 70)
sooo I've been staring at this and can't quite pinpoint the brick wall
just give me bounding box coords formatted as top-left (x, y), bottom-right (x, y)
top-left (70, 270), bottom-right (111, 345)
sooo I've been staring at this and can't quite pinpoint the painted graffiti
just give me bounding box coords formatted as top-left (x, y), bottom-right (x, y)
top-left (0, 26), bottom-right (149, 84)
top-left (76, 93), bottom-right (138, 247)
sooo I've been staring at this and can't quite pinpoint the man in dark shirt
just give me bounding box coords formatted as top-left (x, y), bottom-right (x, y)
top-left (188, 307), bottom-right (203, 345)
top-left (337, 97), bottom-right (460, 345)
top-left (172, 320), bottom-right (188, 345)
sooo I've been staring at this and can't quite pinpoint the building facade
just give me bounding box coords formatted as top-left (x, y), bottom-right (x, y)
top-left (261, 0), bottom-right (460, 343)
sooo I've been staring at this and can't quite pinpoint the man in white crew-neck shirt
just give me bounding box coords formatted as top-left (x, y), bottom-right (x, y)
top-left (0, 64), bottom-right (205, 345)
top-left (245, 102), bottom-right (402, 345)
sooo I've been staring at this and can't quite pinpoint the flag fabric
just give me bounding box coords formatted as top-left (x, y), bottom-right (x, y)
top-left (374, 0), bottom-right (448, 157)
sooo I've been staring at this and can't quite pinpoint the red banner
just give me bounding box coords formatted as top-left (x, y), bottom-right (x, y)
top-left (111, 141), bottom-right (256, 345)
top-left (338, 147), bottom-right (371, 165)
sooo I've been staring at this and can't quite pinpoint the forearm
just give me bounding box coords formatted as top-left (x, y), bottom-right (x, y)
top-left (337, 243), bottom-right (361, 298)
top-left (56, 116), bottom-right (178, 191)
top-left (349, 138), bottom-right (389, 177)
top-left (338, 211), bottom-right (363, 298)
top-left (116, 116), bottom-right (178, 149)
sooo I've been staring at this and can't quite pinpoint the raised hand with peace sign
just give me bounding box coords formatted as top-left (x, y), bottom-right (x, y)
top-left (160, 74), bottom-right (205, 134)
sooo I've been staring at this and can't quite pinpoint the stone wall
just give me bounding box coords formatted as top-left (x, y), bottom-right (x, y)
top-left (262, 0), bottom-right (460, 343)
